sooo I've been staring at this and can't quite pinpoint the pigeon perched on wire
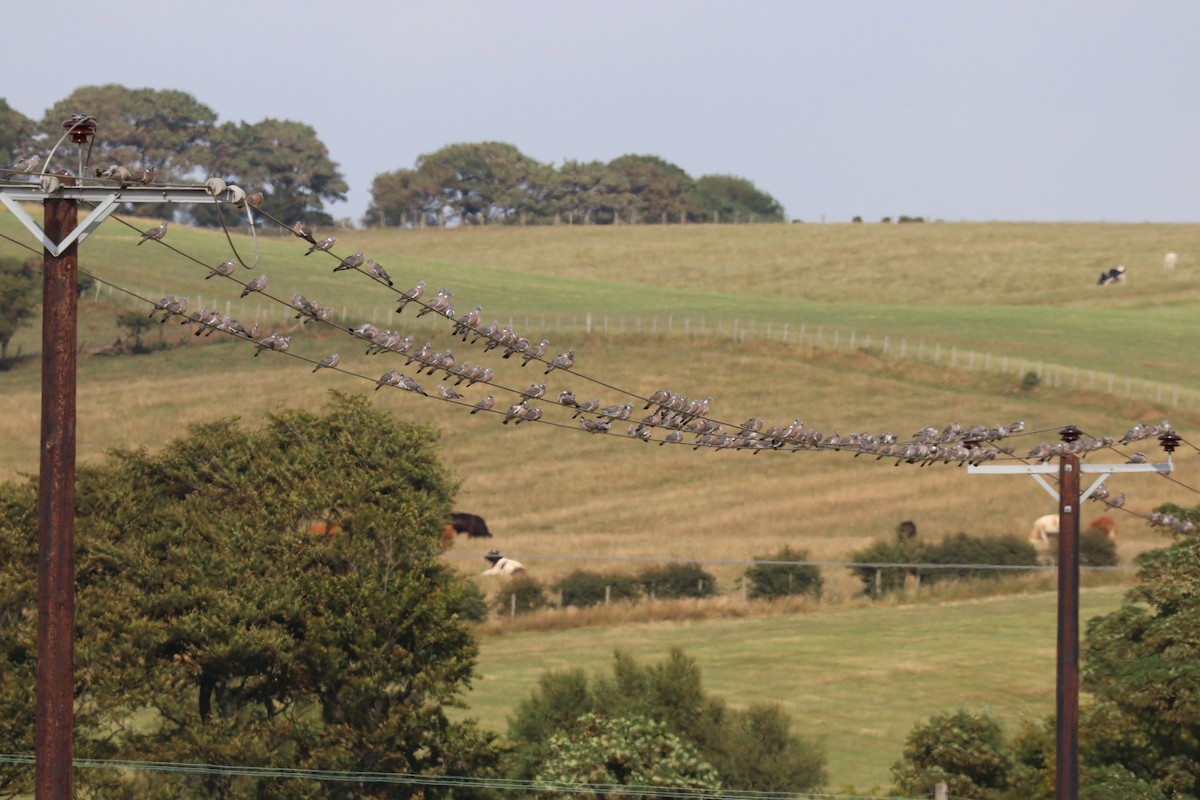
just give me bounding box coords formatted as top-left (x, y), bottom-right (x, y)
top-left (305, 236), bottom-right (336, 255)
top-left (253, 333), bottom-right (290, 357)
top-left (520, 382), bottom-right (547, 402)
top-left (137, 220), bottom-right (169, 245)
top-left (129, 167), bottom-right (156, 185)
top-left (290, 221), bottom-right (316, 243)
top-left (364, 259), bottom-right (393, 286)
top-left (544, 350), bottom-right (574, 375)
top-left (312, 353), bottom-right (340, 373)
top-left (333, 251), bottom-right (365, 272)
top-left (470, 393), bottom-right (495, 415)
top-left (557, 389), bottom-right (579, 408)
top-left (375, 369), bottom-right (402, 391)
top-left (521, 339), bottom-right (550, 366)
top-left (436, 385), bottom-right (464, 401)
top-left (205, 259), bottom-right (237, 280)
top-left (240, 275), bottom-right (268, 298)
top-left (502, 400), bottom-right (528, 425)
top-left (97, 164), bottom-right (130, 182)
top-left (573, 398), bottom-right (601, 419)
top-left (396, 281), bottom-right (426, 313)
top-left (9, 154), bottom-right (41, 176)
top-left (514, 406), bottom-right (543, 425)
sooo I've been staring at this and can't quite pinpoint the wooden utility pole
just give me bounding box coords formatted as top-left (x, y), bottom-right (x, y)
top-left (968, 425), bottom-right (1172, 800)
top-left (0, 115), bottom-right (249, 799)
top-left (36, 185), bottom-right (79, 800)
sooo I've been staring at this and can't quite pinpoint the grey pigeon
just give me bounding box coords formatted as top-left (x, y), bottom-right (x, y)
top-left (470, 393), bottom-right (495, 415)
top-left (520, 381), bottom-right (547, 402)
top-left (305, 236), bottom-right (336, 255)
top-left (98, 164), bottom-right (130, 182)
top-left (205, 259), bottom-right (236, 280)
top-left (291, 221), bottom-right (316, 243)
top-left (573, 398), bottom-right (601, 419)
top-left (240, 275), bottom-right (268, 298)
top-left (396, 281), bottom-right (426, 313)
top-left (579, 418), bottom-right (610, 434)
top-left (557, 389), bottom-right (579, 408)
top-left (137, 220), bottom-right (169, 245)
top-left (544, 350), bottom-right (574, 375)
top-left (312, 353), bottom-right (340, 373)
top-left (502, 400), bottom-right (528, 425)
top-left (661, 430), bottom-right (684, 446)
top-left (522, 339), bottom-right (550, 366)
top-left (364, 259), bottom-right (393, 286)
top-left (397, 374), bottom-right (427, 395)
top-left (9, 154), bottom-right (40, 175)
top-left (514, 406), bottom-right (543, 425)
top-left (436, 384), bottom-right (464, 401)
top-left (375, 370), bottom-right (402, 390)
top-left (333, 251), bottom-right (364, 272)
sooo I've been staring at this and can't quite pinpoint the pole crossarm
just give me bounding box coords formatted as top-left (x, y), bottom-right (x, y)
top-left (0, 184), bottom-right (247, 257)
top-left (968, 460), bottom-right (1171, 502)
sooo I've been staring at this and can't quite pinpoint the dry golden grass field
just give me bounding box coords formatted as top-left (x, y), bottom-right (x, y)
top-left (2, 213), bottom-right (1198, 789)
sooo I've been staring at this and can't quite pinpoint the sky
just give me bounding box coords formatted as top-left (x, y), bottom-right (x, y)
top-left (6, 1), bottom-right (1198, 224)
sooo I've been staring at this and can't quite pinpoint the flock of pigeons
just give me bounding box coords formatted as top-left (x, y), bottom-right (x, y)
top-left (4, 155), bottom-right (1190, 533)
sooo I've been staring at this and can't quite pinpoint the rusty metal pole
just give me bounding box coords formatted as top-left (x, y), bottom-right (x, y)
top-left (1056, 427), bottom-right (1082, 800)
top-left (36, 185), bottom-right (78, 800)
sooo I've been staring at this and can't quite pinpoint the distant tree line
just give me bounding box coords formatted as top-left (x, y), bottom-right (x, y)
top-left (365, 143), bottom-right (785, 227)
top-left (2, 87), bottom-right (784, 228)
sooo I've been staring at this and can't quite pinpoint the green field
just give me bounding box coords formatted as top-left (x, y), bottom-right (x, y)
top-left (1, 214), bottom-right (1195, 789)
top-left (464, 584), bottom-right (1128, 791)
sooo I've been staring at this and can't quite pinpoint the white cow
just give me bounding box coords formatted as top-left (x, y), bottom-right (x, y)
top-left (1028, 514), bottom-right (1060, 545)
top-left (1165, 252), bottom-right (1178, 271)
top-left (481, 550), bottom-right (525, 576)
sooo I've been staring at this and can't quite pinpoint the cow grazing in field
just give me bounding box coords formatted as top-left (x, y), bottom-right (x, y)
top-left (896, 520), bottom-right (918, 541)
top-left (1098, 265), bottom-right (1127, 286)
top-left (1029, 513), bottom-right (1118, 545)
top-left (481, 550), bottom-right (525, 576)
top-left (449, 512), bottom-right (493, 538)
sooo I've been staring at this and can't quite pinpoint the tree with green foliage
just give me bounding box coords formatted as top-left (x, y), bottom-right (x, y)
top-left (1081, 514), bottom-right (1200, 797)
top-left (0, 256), bottom-right (39, 363)
top-left (606, 154), bottom-right (698, 224)
top-left (534, 713), bottom-right (722, 800)
top-left (694, 174), bottom-right (785, 223)
top-left (0, 97), bottom-right (35, 166)
top-left (0, 393), bottom-right (500, 798)
top-left (410, 142), bottom-right (551, 225)
top-left (507, 649), bottom-right (825, 793)
top-left (196, 118), bottom-right (348, 228)
top-left (39, 84), bottom-right (217, 181)
top-left (892, 710), bottom-right (1014, 798)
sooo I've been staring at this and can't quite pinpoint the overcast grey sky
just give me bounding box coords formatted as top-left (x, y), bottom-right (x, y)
top-left (6, 1), bottom-right (1197, 224)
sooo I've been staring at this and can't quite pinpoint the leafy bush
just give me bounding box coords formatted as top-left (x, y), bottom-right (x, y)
top-left (849, 538), bottom-right (929, 596)
top-left (638, 562), bottom-right (717, 599)
top-left (1021, 371), bottom-right (1041, 391)
top-left (743, 546), bottom-right (823, 600)
top-left (492, 575), bottom-right (549, 616)
top-left (1080, 527), bottom-right (1119, 567)
top-left (552, 570), bottom-right (641, 608)
top-left (507, 649), bottom-right (826, 793)
top-left (922, 533), bottom-right (1038, 585)
top-left (892, 709), bottom-right (1014, 798)
top-left (452, 580), bottom-right (489, 622)
top-left (534, 713), bottom-right (722, 799)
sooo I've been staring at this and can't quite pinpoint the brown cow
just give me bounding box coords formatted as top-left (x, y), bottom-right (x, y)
top-left (450, 512), bottom-right (493, 538)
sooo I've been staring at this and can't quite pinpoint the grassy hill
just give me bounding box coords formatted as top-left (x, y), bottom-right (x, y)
top-left (2, 213), bottom-right (1196, 788)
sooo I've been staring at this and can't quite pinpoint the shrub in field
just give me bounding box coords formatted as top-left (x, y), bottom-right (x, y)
top-left (743, 546), bottom-right (823, 601)
top-left (638, 562), bottom-right (717, 599)
top-left (1021, 371), bottom-right (1041, 391)
top-left (892, 709), bottom-right (1014, 798)
top-left (1079, 527), bottom-right (1119, 567)
top-left (492, 575), bottom-right (549, 616)
top-left (507, 649), bottom-right (826, 793)
top-left (922, 533), bottom-right (1038, 585)
top-left (552, 570), bottom-right (641, 608)
top-left (849, 538), bottom-right (929, 596)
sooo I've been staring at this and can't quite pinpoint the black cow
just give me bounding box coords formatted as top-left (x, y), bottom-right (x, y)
top-left (1098, 266), bottom-right (1126, 286)
top-left (450, 512), bottom-right (493, 538)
